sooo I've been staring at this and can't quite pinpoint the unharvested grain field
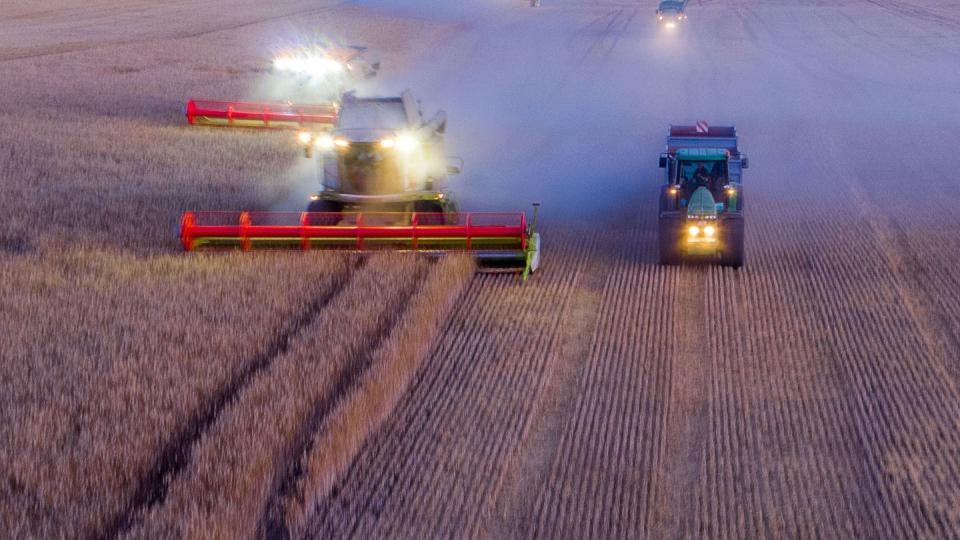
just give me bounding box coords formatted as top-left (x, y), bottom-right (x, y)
top-left (2, 0), bottom-right (960, 538)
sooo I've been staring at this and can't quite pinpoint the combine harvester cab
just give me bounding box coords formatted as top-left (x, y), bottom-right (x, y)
top-left (657, 124), bottom-right (748, 267)
top-left (180, 90), bottom-right (541, 279)
top-left (295, 90), bottom-right (462, 217)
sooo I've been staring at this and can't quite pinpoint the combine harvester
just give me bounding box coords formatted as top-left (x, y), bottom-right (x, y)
top-left (180, 90), bottom-right (542, 278)
top-left (657, 122), bottom-right (748, 267)
top-left (184, 44), bottom-right (379, 131)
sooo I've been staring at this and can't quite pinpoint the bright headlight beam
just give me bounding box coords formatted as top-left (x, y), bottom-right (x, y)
top-left (334, 138), bottom-right (350, 148)
top-left (688, 225), bottom-right (700, 237)
top-left (704, 225), bottom-right (716, 237)
top-left (316, 134), bottom-right (334, 150)
top-left (380, 138), bottom-right (396, 149)
top-left (396, 134), bottom-right (420, 152)
top-left (297, 131), bottom-right (312, 145)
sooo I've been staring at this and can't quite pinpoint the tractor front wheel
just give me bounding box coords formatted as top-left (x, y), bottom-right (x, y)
top-left (306, 199), bottom-right (342, 225)
top-left (413, 201), bottom-right (446, 225)
top-left (659, 215), bottom-right (683, 265)
top-left (720, 217), bottom-right (745, 268)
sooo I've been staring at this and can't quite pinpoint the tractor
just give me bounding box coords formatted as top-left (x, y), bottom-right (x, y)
top-left (658, 124), bottom-right (748, 267)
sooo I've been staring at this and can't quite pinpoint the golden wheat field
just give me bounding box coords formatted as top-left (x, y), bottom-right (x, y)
top-left (3, 0), bottom-right (960, 538)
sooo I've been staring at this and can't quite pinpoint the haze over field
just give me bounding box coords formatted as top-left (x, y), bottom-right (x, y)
top-left (2, 0), bottom-right (960, 537)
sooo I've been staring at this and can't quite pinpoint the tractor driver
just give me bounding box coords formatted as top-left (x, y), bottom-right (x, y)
top-left (693, 163), bottom-right (711, 187)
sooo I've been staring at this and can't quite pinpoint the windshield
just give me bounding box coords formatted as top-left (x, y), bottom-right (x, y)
top-left (337, 101), bottom-right (408, 130)
top-left (677, 160), bottom-right (728, 193)
top-left (338, 143), bottom-right (405, 195)
top-left (658, 1), bottom-right (684, 11)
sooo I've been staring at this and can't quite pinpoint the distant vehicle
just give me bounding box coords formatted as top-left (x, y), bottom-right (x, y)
top-left (182, 44), bottom-right (380, 131)
top-left (657, 124), bottom-right (748, 267)
top-left (271, 44), bottom-right (381, 98)
top-left (656, 0), bottom-right (687, 28)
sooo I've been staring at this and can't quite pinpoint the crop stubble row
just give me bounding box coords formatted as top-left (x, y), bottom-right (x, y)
top-left (304, 230), bottom-right (601, 538)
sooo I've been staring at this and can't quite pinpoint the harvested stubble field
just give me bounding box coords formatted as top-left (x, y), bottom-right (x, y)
top-left (3, 0), bottom-right (960, 539)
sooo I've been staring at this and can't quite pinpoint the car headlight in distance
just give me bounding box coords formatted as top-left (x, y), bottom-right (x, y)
top-left (704, 225), bottom-right (716, 237)
top-left (380, 138), bottom-right (396, 149)
top-left (334, 138), bottom-right (350, 149)
top-left (297, 131), bottom-right (312, 145)
top-left (688, 225), bottom-right (700, 237)
top-left (665, 21), bottom-right (676, 28)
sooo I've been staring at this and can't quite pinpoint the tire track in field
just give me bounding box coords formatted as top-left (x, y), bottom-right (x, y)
top-left (860, 0), bottom-right (960, 33)
top-left (574, 7), bottom-right (638, 65)
top-left (649, 266), bottom-right (711, 537)
top-left (259, 260), bottom-right (432, 539)
top-left (103, 256), bottom-right (357, 538)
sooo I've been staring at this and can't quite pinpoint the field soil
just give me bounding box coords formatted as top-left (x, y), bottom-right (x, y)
top-left (2, 0), bottom-right (960, 538)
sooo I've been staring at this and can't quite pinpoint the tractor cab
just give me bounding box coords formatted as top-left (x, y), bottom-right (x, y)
top-left (672, 148), bottom-right (732, 210)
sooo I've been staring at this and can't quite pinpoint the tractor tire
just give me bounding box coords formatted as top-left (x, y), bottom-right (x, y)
top-left (305, 199), bottom-right (342, 226)
top-left (413, 201), bottom-right (446, 225)
top-left (659, 215), bottom-right (683, 265)
top-left (720, 216), bottom-right (745, 268)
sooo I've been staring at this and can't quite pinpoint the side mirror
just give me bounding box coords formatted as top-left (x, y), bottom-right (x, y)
top-left (741, 156), bottom-right (749, 169)
top-left (658, 156), bottom-right (667, 168)
top-left (447, 156), bottom-right (464, 175)
top-left (427, 110), bottom-right (447, 135)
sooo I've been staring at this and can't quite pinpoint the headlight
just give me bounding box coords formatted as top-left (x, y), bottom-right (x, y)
top-left (297, 131), bottom-right (312, 145)
top-left (704, 225), bottom-right (716, 237)
top-left (380, 138), bottom-right (396, 149)
top-left (307, 57), bottom-right (344, 76)
top-left (316, 134), bottom-right (334, 150)
top-left (273, 56), bottom-right (295, 71)
top-left (688, 225), bottom-right (700, 237)
top-left (396, 134), bottom-right (420, 152)
top-left (665, 21), bottom-right (676, 28)
top-left (334, 138), bottom-right (350, 149)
